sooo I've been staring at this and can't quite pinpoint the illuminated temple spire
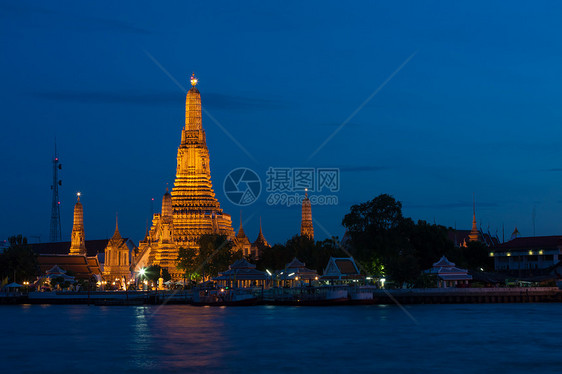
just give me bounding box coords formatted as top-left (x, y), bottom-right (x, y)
top-left (173, 74), bottom-right (227, 215)
top-left (111, 213), bottom-right (122, 242)
top-left (255, 217), bottom-right (269, 247)
top-left (142, 73), bottom-right (234, 275)
top-left (69, 193), bottom-right (86, 255)
top-left (468, 194), bottom-right (480, 242)
top-left (300, 190), bottom-right (314, 240)
top-left (236, 211), bottom-right (247, 239)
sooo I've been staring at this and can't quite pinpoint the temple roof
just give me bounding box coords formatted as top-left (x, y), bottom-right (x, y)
top-left (433, 256), bottom-right (455, 267)
top-left (424, 256), bottom-right (470, 279)
top-left (286, 257), bottom-right (306, 269)
top-left (278, 257), bottom-right (318, 280)
top-left (236, 213), bottom-right (247, 239)
top-left (253, 218), bottom-right (269, 247)
top-left (495, 236), bottom-right (562, 251)
top-left (213, 259), bottom-right (268, 281)
top-left (229, 258), bottom-right (256, 269)
top-left (38, 254), bottom-right (102, 279)
top-left (109, 215), bottom-right (123, 243)
top-left (322, 257), bottom-right (363, 280)
top-left (31, 239), bottom-right (110, 257)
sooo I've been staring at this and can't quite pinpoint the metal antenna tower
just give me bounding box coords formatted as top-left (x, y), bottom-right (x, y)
top-left (49, 142), bottom-right (62, 241)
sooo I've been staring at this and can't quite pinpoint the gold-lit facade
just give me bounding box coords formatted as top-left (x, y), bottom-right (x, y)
top-left (137, 75), bottom-right (235, 278)
top-left (103, 217), bottom-right (130, 281)
top-left (300, 191), bottom-right (314, 240)
top-left (69, 194), bottom-right (86, 256)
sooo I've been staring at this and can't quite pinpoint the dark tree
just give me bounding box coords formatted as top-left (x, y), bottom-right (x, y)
top-left (0, 235), bottom-right (39, 283)
top-left (176, 235), bottom-right (242, 282)
top-left (144, 265), bottom-right (172, 283)
top-left (176, 247), bottom-right (199, 280)
top-left (342, 195), bottom-right (459, 285)
top-left (256, 235), bottom-right (346, 273)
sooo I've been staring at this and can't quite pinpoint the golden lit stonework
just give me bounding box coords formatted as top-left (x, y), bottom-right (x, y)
top-left (300, 190), bottom-right (314, 240)
top-left (103, 216), bottom-right (130, 281)
top-left (137, 74), bottom-right (235, 278)
top-left (69, 193), bottom-right (86, 255)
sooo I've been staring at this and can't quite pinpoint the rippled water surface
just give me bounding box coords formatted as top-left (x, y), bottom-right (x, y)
top-left (2, 303), bottom-right (561, 373)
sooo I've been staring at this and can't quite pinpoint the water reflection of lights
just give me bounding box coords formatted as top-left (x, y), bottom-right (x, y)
top-left (140, 306), bottom-right (228, 369)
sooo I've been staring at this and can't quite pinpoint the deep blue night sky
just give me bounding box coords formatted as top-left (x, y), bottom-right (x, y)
top-left (2, 1), bottom-right (562, 245)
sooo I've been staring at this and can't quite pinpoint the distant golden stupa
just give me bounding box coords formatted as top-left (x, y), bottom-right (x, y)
top-left (300, 190), bottom-right (314, 240)
top-left (468, 195), bottom-right (480, 243)
top-left (69, 193), bottom-right (86, 255)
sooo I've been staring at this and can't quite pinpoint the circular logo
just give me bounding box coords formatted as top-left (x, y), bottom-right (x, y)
top-left (223, 167), bottom-right (261, 206)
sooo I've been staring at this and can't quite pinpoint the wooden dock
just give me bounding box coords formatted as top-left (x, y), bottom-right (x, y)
top-left (2, 287), bottom-right (561, 306)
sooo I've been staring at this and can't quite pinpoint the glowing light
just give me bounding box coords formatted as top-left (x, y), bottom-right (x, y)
top-left (77, 192), bottom-right (81, 197)
top-left (314, 276), bottom-right (318, 280)
top-left (380, 278), bottom-right (386, 288)
top-left (529, 250), bottom-right (533, 255)
top-left (190, 73), bottom-right (198, 87)
top-left (288, 272), bottom-right (295, 277)
top-left (489, 252), bottom-right (494, 257)
top-left (539, 250), bottom-right (544, 255)
top-left (139, 268), bottom-right (146, 276)
top-left (507, 252), bottom-right (511, 257)
top-left (295, 277), bottom-right (299, 281)
top-left (266, 269), bottom-right (272, 276)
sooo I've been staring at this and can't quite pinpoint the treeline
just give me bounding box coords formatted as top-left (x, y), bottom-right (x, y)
top-left (342, 194), bottom-right (493, 285)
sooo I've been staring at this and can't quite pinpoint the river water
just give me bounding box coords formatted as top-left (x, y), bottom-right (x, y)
top-left (1, 303), bottom-right (560, 373)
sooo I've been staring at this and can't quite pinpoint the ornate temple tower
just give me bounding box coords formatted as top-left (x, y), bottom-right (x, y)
top-left (137, 74), bottom-right (234, 278)
top-left (252, 217), bottom-right (270, 258)
top-left (468, 195), bottom-right (480, 242)
top-left (171, 74), bottom-right (234, 244)
top-left (103, 215), bottom-right (130, 281)
top-left (300, 191), bottom-right (314, 240)
top-left (234, 213), bottom-right (252, 257)
top-left (69, 193), bottom-right (86, 255)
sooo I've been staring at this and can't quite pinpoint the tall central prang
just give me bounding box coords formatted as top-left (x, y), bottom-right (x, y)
top-left (172, 74), bottom-right (233, 235)
top-left (138, 74), bottom-right (234, 277)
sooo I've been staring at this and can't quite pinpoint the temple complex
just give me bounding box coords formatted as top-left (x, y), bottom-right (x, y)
top-left (136, 74), bottom-right (236, 278)
top-left (69, 193), bottom-right (86, 255)
top-left (300, 190), bottom-right (314, 239)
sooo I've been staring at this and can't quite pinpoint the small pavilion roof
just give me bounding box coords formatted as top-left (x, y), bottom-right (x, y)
top-left (433, 256), bottom-right (455, 267)
top-left (213, 259), bottom-right (268, 281)
top-left (278, 257), bottom-right (318, 280)
top-left (424, 256), bottom-right (472, 281)
top-left (322, 257), bottom-right (364, 280)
